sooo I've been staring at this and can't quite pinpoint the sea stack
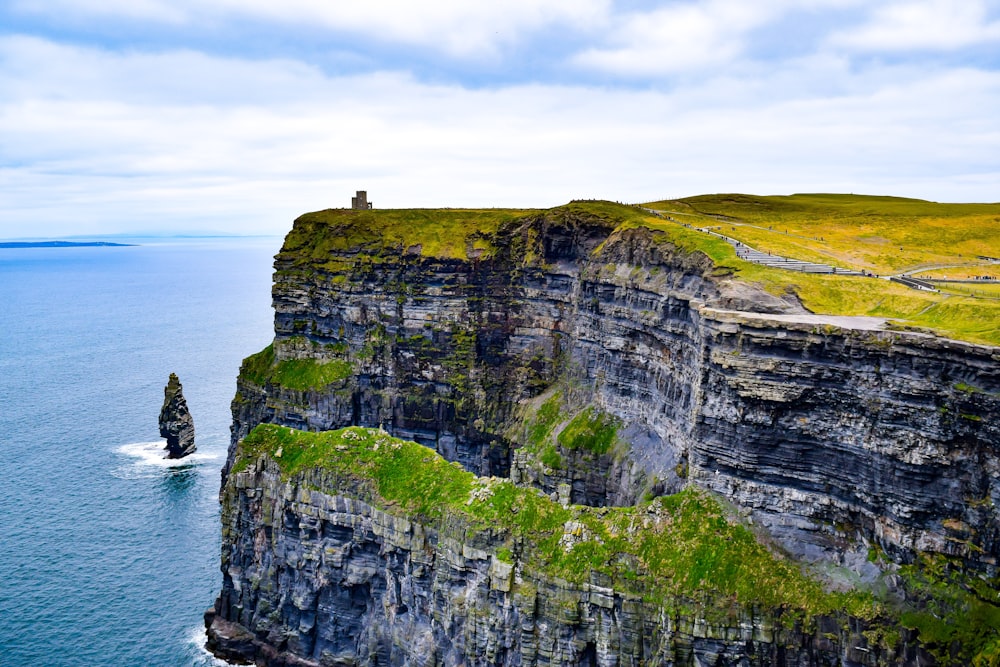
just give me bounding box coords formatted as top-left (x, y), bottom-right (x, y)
top-left (158, 373), bottom-right (196, 459)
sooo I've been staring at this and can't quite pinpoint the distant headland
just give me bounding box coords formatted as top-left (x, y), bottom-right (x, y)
top-left (0, 241), bottom-right (135, 248)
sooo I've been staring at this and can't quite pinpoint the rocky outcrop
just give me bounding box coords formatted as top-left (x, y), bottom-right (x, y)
top-left (160, 372), bottom-right (195, 459)
top-left (689, 311), bottom-right (1000, 569)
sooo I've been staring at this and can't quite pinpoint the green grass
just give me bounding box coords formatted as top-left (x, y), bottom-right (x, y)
top-left (238, 343), bottom-right (353, 391)
top-left (556, 406), bottom-right (618, 455)
top-left (632, 196), bottom-right (1000, 346)
top-left (235, 424), bottom-right (879, 621)
top-left (647, 193), bottom-right (1000, 275)
top-left (898, 554), bottom-right (1000, 666)
top-left (270, 357), bottom-right (353, 390)
top-left (932, 282), bottom-right (1000, 299)
top-left (526, 392), bottom-right (564, 448)
top-left (539, 445), bottom-right (563, 469)
top-left (240, 344), bottom-right (275, 385)
top-left (954, 382), bottom-right (998, 396)
top-left (517, 393), bottom-right (620, 467)
top-left (281, 207), bottom-right (536, 263)
top-left (914, 267), bottom-right (1000, 280)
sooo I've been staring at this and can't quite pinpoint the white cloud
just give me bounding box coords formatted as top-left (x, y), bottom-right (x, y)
top-left (570, 0), bottom-right (871, 77)
top-left (11, 0), bottom-right (187, 23)
top-left (830, 0), bottom-right (1000, 51)
top-left (572, 0), bottom-right (774, 76)
top-left (1, 37), bottom-right (999, 238)
top-left (228, 0), bottom-right (610, 57)
top-left (9, 0), bottom-right (610, 58)
top-left (0, 35), bottom-right (330, 105)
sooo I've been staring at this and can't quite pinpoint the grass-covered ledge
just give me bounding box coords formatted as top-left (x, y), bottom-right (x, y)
top-left (232, 423), bottom-right (881, 622)
top-left (238, 342), bottom-right (353, 391)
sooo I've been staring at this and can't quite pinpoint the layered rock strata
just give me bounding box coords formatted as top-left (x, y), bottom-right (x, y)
top-left (208, 431), bottom-right (929, 667)
top-left (228, 206), bottom-right (1000, 572)
top-left (160, 372), bottom-right (196, 459)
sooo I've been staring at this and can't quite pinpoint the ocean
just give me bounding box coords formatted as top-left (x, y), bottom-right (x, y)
top-left (0, 238), bottom-right (281, 666)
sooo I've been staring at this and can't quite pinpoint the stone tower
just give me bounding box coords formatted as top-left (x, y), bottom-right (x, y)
top-left (351, 190), bottom-right (372, 210)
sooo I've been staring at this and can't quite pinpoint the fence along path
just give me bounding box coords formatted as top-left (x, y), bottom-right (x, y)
top-left (698, 228), bottom-right (867, 276)
top-left (639, 207), bottom-right (953, 290)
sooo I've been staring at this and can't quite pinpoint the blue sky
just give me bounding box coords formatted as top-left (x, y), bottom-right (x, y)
top-left (2, 0), bottom-right (999, 237)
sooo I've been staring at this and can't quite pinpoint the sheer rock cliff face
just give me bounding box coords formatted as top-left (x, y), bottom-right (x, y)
top-left (692, 316), bottom-right (999, 567)
top-left (213, 208), bottom-right (999, 665)
top-left (159, 372), bottom-right (196, 459)
top-left (207, 460), bottom-right (926, 667)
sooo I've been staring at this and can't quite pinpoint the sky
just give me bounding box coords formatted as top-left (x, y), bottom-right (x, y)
top-left (2, 1), bottom-right (999, 237)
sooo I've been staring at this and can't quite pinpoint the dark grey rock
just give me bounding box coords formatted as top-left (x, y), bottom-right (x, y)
top-left (159, 372), bottom-right (195, 459)
top-left (226, 210), bottom-right (1000, 574)
top-left (208, 460), bottom-right (929, 667)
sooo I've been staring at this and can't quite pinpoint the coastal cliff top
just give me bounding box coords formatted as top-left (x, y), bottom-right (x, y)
top-left (651, 193), bottom-right (1000, 277)
top-left (277, 196), bottom-right (1000, 346)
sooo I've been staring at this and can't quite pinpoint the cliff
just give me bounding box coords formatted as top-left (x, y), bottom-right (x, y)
top-left (208, 425), bottom-right (920, 667)
top-left (212, 202), bottom-right (1000, 665)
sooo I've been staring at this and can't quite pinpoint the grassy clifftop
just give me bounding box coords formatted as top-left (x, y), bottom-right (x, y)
top-left (642, 194), bottom-right (1000, 346)
top-left (233, 424), bottom-right (1000, 663)
top-left (648, 193), bottom-right (1000, 275)
top-left (280, 207), bottom-right (536, 262)
top-left (275, 197), bottom-right (1000, 346)
top-left (232, 420), bottom-right (1000, 664)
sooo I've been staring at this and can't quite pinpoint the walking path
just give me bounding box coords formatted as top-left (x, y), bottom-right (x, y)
top-left (698, 228), bottom-right (867, 276)
top-left (636, 207), bottom-right (1000, 294)
top-left (641, 207), bottom-right (865, 277)
top-left (888, 275), bottom-right (937, 292)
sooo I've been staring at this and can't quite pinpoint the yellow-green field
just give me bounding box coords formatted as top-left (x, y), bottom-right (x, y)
top-left (646, 193), bottom-right (1000, 275)
top-left (931, 282), bottom-right (1000, 299)
top-left (913, 267), bottom-right (1000, 280)
top-left (285, 207), bottom-right (538, 263)
top-left (639, 194), bottom-right (1000, 346)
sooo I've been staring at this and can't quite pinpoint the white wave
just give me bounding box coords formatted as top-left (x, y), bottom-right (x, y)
top-left (186, 625), bottom-right (240, 667)
top-left (111, 441), bottom-right (223, 479)
top-left (117, 441), bottom-right (222, 466)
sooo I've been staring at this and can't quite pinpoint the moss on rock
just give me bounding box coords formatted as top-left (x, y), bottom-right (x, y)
top-left (237, 342), bottom-right (353, 391)
top-left (234, 423), bottom-right (880, 621)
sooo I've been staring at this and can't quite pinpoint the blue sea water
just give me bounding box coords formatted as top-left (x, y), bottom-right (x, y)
top-left (0, 238), bottom-right (282, 666)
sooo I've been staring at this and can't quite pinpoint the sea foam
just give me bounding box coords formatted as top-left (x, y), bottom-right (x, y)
top-left (187, 625), bottom-right (240, 667)
top-left (112, 441), bottom-right (222, 479)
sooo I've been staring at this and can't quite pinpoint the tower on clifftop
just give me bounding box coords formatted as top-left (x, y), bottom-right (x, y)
top-left (351, 190), bottom-right (373, 210)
